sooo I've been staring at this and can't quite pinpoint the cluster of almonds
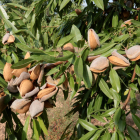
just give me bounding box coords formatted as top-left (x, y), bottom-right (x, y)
top-left (88, 29), bottom-right (140, 72)
top-left (2, 52), bottom-right (58, 118)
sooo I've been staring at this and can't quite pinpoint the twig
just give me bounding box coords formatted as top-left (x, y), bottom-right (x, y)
top-left (122, 64), bottom-right (136, 110)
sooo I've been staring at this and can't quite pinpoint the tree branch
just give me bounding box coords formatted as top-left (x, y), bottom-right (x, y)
top-left (122, 64), bottom-right (136, 110)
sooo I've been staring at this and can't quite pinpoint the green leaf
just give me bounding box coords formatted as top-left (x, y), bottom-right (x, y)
top-left (46, 66), bottom-right (60, 76)
top-left (33, 120), bottom-right (40, 140)
top-left (83, 64), bottom-right (92, 88)
top-left (81, 47), bottom-right (89, 61)
top-left (12, 52), bottom-right (19, 63)
top-left (111, 132), bottom-right (118, 140)
top-left (78, 119), bottom-right (97, 131)
top-left (113, 108), bottom-right (121, 125)
top-left (69, 75), bottom-right (74, 90)
top-left (25, 5), bottom-right (34, 18)
top-left (0, 60), bottom-right (4, 69)
top-left (74, 57), bottom-right (83, 80)
top-left (71, 25), bottom-right (82, 42)
top-left (57, 74), bottom-right (66, 86)
top-left (79, 129), bottom-right (96, 140)
top-left (129, 83), bottom-right (138, 91)
top-left (57, 34), bottom-right (74, 48)
top-left (7, 3), bottom-right (28, 10)
top-left (90, 129), bottom-right (104, 140)
top-left (21, 116), bottom-right (30, 140)
top-left (127, 126), bottom-right (140, 140)
top-left (93, 0), bottom-right (104, 10)
top-left (89, 43), bottom-right (116, 56)
top-left (0, 76), bottom-right (7, 88)
top-left (7, 56), bottom-right (11, 63)
top-left (132, 114), bottom-right (140, 130)
top-left (91, 115), bottom-right (106, 123)
top-left (16, 43), bottom-right (44, 53)
top-left (77, 39), bottom-right (85, 49)
top-left (99, 78), bottom-right (113, 99)
top-left (114, 34), bottom-right (129, 42)
top-left (38, 116), bottom-right (48, 136)
top-left (59, 0), bottom-right (70, 11)
top-left (117, 130), bottom-right (125, 140)
top-left (101, 108), bottom-right (116, 117)
top-left (101, 132), bottom-right (111, 140)
top-left (43, 32), bottom-right (48, 45)
top-left (135, 64), bottom-right (140, 76)
top-left (11, 59), bottom-right (34, 69)
top-left (0, 6), bottom-right (9, 19)
top-left (110, 88), bottom-right (120, 101)
top-left (112, 12), bottom-right (118, 27)
top-left (31, 13), bottom-right (36, 29)
top-left (109, 69), bottom-right (121, 93)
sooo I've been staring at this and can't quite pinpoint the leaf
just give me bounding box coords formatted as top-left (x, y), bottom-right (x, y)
top-left (25, 5), bottom-right (34, 18)
top-left (89, 43), bottom-right (116, 56)
top-left (38, 116), bottom-right (48, 136)
top-left (0, 6), bottom-right (9, 19)
top-left (59, 0), bottom-right (70, 11)
top-left (129, 83), bottom-right (138, 91)
top-left (127, 126), bottom-right (140, 140)
top-left (7, 3), bottom-right (28, 10)
top-left (7, 56), bottom-right (11, 64)
top-left (31, 13), bottom-right (36, 29)
top-left (74, 57), bottom-right (83, 80)
top-left (83, 64), bottom-right (92, 88)
top-left (56, 34), bottom-right (74, 48)
top-left (101, 108), bottom-right (116, 117)
top-left (78, 119), bottom-right (97, 131)
top-left (33, 120), bottom-right (40, 140)
top-left (43, 32), bottom-right (48, 45)
top-left (0, 76), bottom-right (7, 88)
top-left (132, 114), bottom-right (140, 130)
top-left (90, 129), bottom-right (104, 140)
top-left (21, 116), bottom-right (30, 140)
top-left (93, 0), bottom-right (104, 10)
top-left (11, 59), bottom-right (34, 69)
top-left (12, 52), bottom-right (19, 63)
top-left (117, 130), bottom-right (125, 140)
top-left (46, 66), bottom-right (60, 76)
top-left (57, 74), bottom-right (66, 86)
top-left (109, 69), bottom-right (121, 93)
top-left (0, 60), bottom-right (4, 69)
top-left (99, 78), bottom-right (113, 99)
top-left (114, 34), bottom-right (129, 42)
top-left (112, 12), bottom-right (118, 27)
top-left (81, 47), bottom-right (89, 61)
top-left (16, 43), bottom-right (44, 53)
top-left (113, 108), bottom-right (121, 125)
top-left (110, 88), bottom-right (120, 101)
top-left (71, 25), bottom-right (82, 42)
top-left (69, 75), bottom-right (75, 90)
top-left (101, 132), bottom-right (111, 139)
top-left (79, 129), bottom-right (97, 140)
top-left (91, 115), bottom-right (106, 123)
top-left (135, 64), bottom-right (140, 76)
top-left (111, 132), bottom-right (118, 140)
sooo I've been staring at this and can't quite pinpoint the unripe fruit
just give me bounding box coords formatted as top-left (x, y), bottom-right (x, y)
top-left (24, 52), bottom-right (31, 68)
top-left (30, 65), bottom-right (41, 81)
top-left (75, 9), bottom-right (82, 15)
top-left (3, 62), bottom-right (13, 82)
top-left (12, 68), bottom-right (28, 77)
top-left (88, 29), bottom-right (100, 50)
top-left (90, 57), bottom-right (109, 73)
top-left (20, 79), bottom-right (34, 97)
top-left (63, 43), bottom-right (75, 53)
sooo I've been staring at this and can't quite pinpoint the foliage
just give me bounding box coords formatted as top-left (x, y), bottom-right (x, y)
top-left (0, 0), bottom-right (140, 139)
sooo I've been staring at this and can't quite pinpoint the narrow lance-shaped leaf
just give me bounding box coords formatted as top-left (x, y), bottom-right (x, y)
top-left (59, 0), bottom-right (71, 11)
top-left (109, 69), bottom-right (121, 93)
top-left (99, 78), bottom-right (113, 99)
top-left (93, 0), bottom-right (104, 10)
top-left (132, 114), bottom-right (140, 130)
top-left (21, 116), bottom-right (30, 140)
